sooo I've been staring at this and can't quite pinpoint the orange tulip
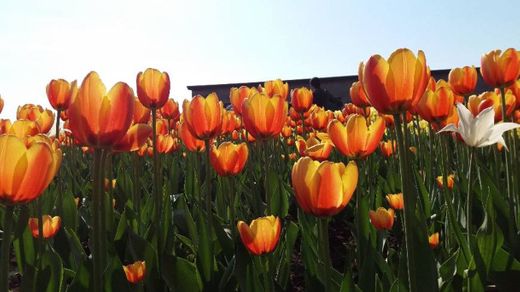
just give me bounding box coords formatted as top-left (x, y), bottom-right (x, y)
top-left (237, 215), bottom-right (281, 256)
top-left (262, 79), bottom-right (289, 99)
top-left (0, 135), bottom-right (61, 204)
top-left (156, 134), bottom-right (178, 154)
top-left (0, 96), bottom-right (3, 114)
top-left (68, 71), bottom-right (134, 148)
top-left (60, 110), bottom-right (69, 121)
top-left (386, 193), bottom-right (404, 210)
top-left (178, 121), bottom-right (205, 152)
top-left (133, 99), bottom-right (151, 124)
top-left (104, 178), bottom-right (117, 192)
top-left (230, 86), bottom-right (258, 115)
top-left (436, 175), bottom-right (455, 190)
top-left (468, 90), bottom-right (516, 122)
top-left (369, 207), bottom-right (395, 230)
top-left (112, 124), bottom-right (152, 152)
top-left (342, 103), bottom-right (368, 118)
top-left (507, 80), bottom-right (520, 109)
top-left (361, 49), bottom-right (430, 114)
top-left (291, 87), bottom-right (313, 113)
top-left (209, 142), bottom-right (248, 176)
top-left (310, 107), bottom-right (332, 130)
top-left (428, 232), bottom-right (440, 249)
top-left (28, 215), bottom-right (61, 238)
top-left (379, 140), bottom-right (396, 158)
top-left (281, 126), bottom-right (292, 138)
top-left (415, 82), bottom-right (455, 122)
top-left (328, 114), bottom-right (385, 159)
top-left (17, 104), bottom-right (55, 134)
top-left (7, 120), bottom-right (40, 138)
top-left (182, 93), bottom-right (223, 140)
top-left (350, 81), bottom-right (371, 108)
top-left (295, 136), bottom-right (333, 161)
top-left (0, 119), bottom-right (11, 134)
top-left (46, 79), bottom-right (78, 111)
top-left (160, 98), bottom-right (180, 122)
top-left (448, 66), bottom-right (477, 96)
top-left (123, 261), bottom-right (146, 284)
top-left (291, 157), bottom-right (358, 216)
top-left (480, 48), bottom-right (520, 87)
top-left (220, 110), bottom-right (240, 135)
top-left (136, 68), bottom-right (170, 109)
top-left (241, 92), bottom-right (287, 139)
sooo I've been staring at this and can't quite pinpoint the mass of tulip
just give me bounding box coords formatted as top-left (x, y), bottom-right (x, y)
top-left (0, 48), bottom-right (520, 291)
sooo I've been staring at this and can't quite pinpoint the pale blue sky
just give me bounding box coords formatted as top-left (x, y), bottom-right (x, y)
top-left (1, 0), bottom-right (519, 119)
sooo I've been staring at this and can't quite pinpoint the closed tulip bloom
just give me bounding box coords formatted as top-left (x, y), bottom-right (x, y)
top-left (46, 79), bottom-right (78, 111)
top-left (220, 110), bottom-right (240, 135)
top-left (416, 84), bottom-right (455, 122)
top-left (350, 81), bottom-right (371, 108)
top-left (155, 119), bottom-right (169, 135)
top-left (369, 207), bottom-right (395, 230)
top-left (237, 216), bottom-right (281, 256)
top-left (0, 119), bottom-right (11, 134)
top-left (262, 79), bottom-right (289, 99)
top-left (507, 80), bottom-right (520, 109)
top-left (156, 134), bottom-right (177, 154)
top-left (7, 120), bottom-right (40, 138)
top-left (230, 86), bottom-right (257, 115)
top-left (468, 90), bottom-right (516, 122)
top-left (241, 92), bottom-right (287, 139)
top-left (28, 215), bottom-right (61, 238)
top-left (379, 140), bottom-right (396, 157)
top-left (0, 135), bottom-right (61, 204)
top-left (291, 87), bottom-right (313, 113)
top-left (112, 124), bottom-right (152, 152)
top-left (448, 66), bottom-right (478, 96)
top-left (428, 232), bottom-right (440, 249)
top-left (480, 48), bottom-right (520, 87)
top-left (386, 193), bottom-right (404, 210)
top-left (342, 103), bottom-right (369, 118)
top-left (310, 107), bottom-right (332, 130)
top-left (361, 49), bottom-right (430, 114)
top-left (210, 142), bottom-right (248, 176)
top-left (328, 114), bottom-right (385, 159)
top-left (17, 104), bottom-right (55, 134)
top-left (123, 261), bottom-right (146, 284)
top-left (160, 98), bottom-right (180, 122)
top-left (182, 93), bottom-right (223, 140)
top-left (436, 175), bottom-right (455, 190)
top-left (295, 136), bottom-right (333, 161)
top-left (291, 157), bottom-right (358, 216)
top-left (136, 68), bottom-right (170, 109)
top-left (133, 99), bottom-right (151, 124)
top-left (68, 72), bottom-right (135, 148)
top-left (178, 121), bottom-right (205, 152)
top-left (281, 126), bottom-right (292, 138)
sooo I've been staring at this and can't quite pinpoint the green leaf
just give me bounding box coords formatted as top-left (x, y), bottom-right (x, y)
top-left (36, 248), bottom-right (64, 292)
top-left (161, 255), bottom-right (203, 292)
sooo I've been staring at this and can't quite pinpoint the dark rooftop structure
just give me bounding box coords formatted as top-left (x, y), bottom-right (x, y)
top-left (187, 68), bottom-right (492, 105)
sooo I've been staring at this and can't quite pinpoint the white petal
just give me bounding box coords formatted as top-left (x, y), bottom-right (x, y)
top-left (456, 103), bottom-right (474, 132)
top-left (436, 123), bottom-right (458, 134)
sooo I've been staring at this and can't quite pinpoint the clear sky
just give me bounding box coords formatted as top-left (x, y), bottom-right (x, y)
top-left (1, 0), bottom-right (519, 119)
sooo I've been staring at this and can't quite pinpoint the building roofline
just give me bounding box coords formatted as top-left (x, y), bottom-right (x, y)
top-left (186, 68), bottom-right (454, 90)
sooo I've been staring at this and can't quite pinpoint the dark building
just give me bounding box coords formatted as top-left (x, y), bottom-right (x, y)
top-left (187, 69), bottom-right (492, 105)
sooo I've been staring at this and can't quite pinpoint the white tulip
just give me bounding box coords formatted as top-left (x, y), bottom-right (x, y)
top-left (437, 103), bottom-right (520, 150)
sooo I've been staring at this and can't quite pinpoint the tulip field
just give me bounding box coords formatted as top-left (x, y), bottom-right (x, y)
top-left (2, 48), bottom-right (520, 292)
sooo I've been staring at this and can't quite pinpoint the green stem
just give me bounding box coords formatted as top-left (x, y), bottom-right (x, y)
top-left (262, 255), bottom-right (272, 292)
top-left (318, 217), bottom-right (331, 291)
top-left (37, 197), bottom-right (44, 264)
top-left (0, 205), bottom-right (14, 291)
top-left (151, 107), bottom-right (162, 256)
top-left (228, 176), bottom-right (236, 241)
top-left (92, 148), bottom-right (104, 291)
top-left (466, 149), bottom-right (474, 244)
top-left (55, 109), bottom-right (61, 139)
top-left (499, 87), bottom-right (517, 230)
